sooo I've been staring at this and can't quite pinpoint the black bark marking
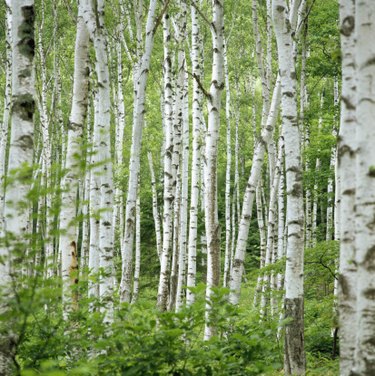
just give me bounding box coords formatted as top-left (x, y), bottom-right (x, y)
top-left (338, 274), bottom-right (350, 298)
top-left (19, 6), bottom-right (35, 58)
top-left (363, 245), bottom-right (375, 271)
top-left (363, 57), bottom-right (375, 69)
top-left (368, 166), bottom-right (375, 177)
top-left (341, 96), bottom-right (356, 110)
top-left (341, 16), bottom-right (355, 37)
top-left (363, 288), bottom-right (375, 300)
top-left (12, 94), bottom-right (35, 122)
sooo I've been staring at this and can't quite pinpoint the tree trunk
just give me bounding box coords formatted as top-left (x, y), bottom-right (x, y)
top-left (148, 152), bottom-right (162, 260)
top-left (131, 193), bottom-right (141, 304)
top-left (272, 1), bottom-right (306, 373)
top-left (0, 1), bottom-right (35, 373)
top-left (158, 11), bottom-right (175, 310)
top-left (229, 77), bottom-right (281, 305)
top-left (223, 38), bottom-right (232, 288)
top-left (59, 2), bottom-right (89, 314)
top-left (337, 3), bottom-right (356, 371)
top-left (204, 0), bottom-right (225, 340)
top-left (120, 0), bottom-right (158, 303)
top-left (351, 1), bottom-right (375, 374)
top-left (186, 2), bottom-right (204, 306)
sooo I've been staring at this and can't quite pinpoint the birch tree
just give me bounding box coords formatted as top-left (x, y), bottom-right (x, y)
top-left (0, 2), bottom-right (12, 229)
top-left (158, 10), bottom-right (175, 310)
top-left (82, 0), bottom-right (115, 321)
top-left (120, 0), bottom-right (159, 304)
top-left (273, 0), bottom-right (306, 373)
top-left (204, 0), bottom-right (225, 340)
top-left (337, 1), bottom-right (356, 373)
top-left (351, 1), bottom-right (375, 373)
top-left (229, 78), bottom-right (281, 305)
top-left (0, 0), bottom-right (35, 372)
top-left (59, 2), bottom-right (89, 312)
top-left (186, 1), bottom-right (204, 306)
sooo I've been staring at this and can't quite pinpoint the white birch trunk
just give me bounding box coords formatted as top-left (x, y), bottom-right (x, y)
top-left (0, 1), bottom-right (35, 372)
top-left (277, 156), bottom-right (285, 291)
top-left (254, 184), bottom-right (267, 309)
top-left (158, 12), bottom-right (175, 310)
top-left (176, 69), bottom-right (189, 312)
top-left (120, 0), bottom-right (158, 303)
top-left (131, 193), bottom-right (141, 304)
top-left (229, 78), bottom-right (281, 305)
top-left (273, 1), bottom-right (306, 373)
top-left (312, 92), bottom-right (324, 247)
top-left (186, 2), bottom-right (204, 306)
top-left (59, 3), bottom-right (89, 313)
top-left (204, 0), bottom-right (225, 340)
top-left (148, 152), bottom-right (162, 260)
top-left (337, 3), bottom-right (357, 361)
top-left (0, 3), bottom-right (12, 229)
top-left (82, 0), bottom-right (115, 321)
top-left (260, 138), bottom-right (284, 318)
top-left (223, 39), bottom-right (232, 288)
top-left (351, 1), bottom-right (375, 373)
top-left (88, 92), bottom-right (101, 302)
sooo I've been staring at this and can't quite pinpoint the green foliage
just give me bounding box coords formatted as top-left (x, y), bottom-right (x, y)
top-left (0, 278), bottom-right (283, 376)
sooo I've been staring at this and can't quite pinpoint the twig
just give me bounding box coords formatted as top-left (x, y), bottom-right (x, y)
top-left (186, 70), bottom-right (211, 99)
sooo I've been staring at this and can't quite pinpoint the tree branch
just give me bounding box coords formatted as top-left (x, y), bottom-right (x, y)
top-left (153, 0), bottom-right (172, 35)
top-left (186, 69), bottom-right (211, 100)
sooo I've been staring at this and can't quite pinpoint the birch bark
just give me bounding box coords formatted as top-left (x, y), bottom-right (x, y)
top-left (186, 2), bottom-right (204, 306)
top-left (59, 2), bottom-right (89, 313)
top-left (0, 1), bottom-right (35, 372)
top-left (337, 2), bottom-right (356, 373)
top-left (273, 1), bottom-right (305, 373)
top-left (120, 0), bottom-right (158, 303)
top-left (158, 11), bottom-right (175, 310)
top-left (223, 39), bottom-right (232, 288)
top-left (148, 152), bottom-right (162, 260)
top-left (0, 3), bottom-right (12, 229)
top-left (203, 0), bottom-right (225, 340)
top-left (131, 193), bottom-right (141, 304)
top-left (351, 1), bottom-right (375, 373)
top-left (229, 78), bottom-right (281, 305)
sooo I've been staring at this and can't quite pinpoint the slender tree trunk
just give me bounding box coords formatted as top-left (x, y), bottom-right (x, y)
top-left (186, 2), bottom-right (204, 306)
top-left (203, 0), bottom-right (225, 340)
top-left (59, 2), bottom-right (89, 314)
top-left (351, 1), bottom-right (375, 373)
top-left (176, 70), bottom-right (189, 312)
top-left (88, 92), bottom-right (101, 302)
top-left (0, 2), bottom-right (12, 229)
top-left (223, 39), bottom-right (232, 288)
top-left (255, 183), bottom-right (267, 310)
top-left (158, 11), bottom-right (175, 310)
top-left (85, 0), bottom-right (116, 321)
top-left (337, 8), bottom-right (358, 357)
top-left (120, 0), bottom-right (158, 303)
top-left (312, 91), bottom-right (324, 247)
top-left (273, 1), bottom-right (306, 373)
top-left (131, 193), bottom-right (141, 304)
top-left (0, 1), bottom-right (35, 373)
top-left (148, 152), bottom-right (162, 260)
top-left (229, 78), bottom-right (281, 305)
top-left (260, 138), bottom-right (284, 319)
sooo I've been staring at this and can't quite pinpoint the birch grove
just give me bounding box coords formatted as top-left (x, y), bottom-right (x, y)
top-left (1, 0), bottom-right (375, 374)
